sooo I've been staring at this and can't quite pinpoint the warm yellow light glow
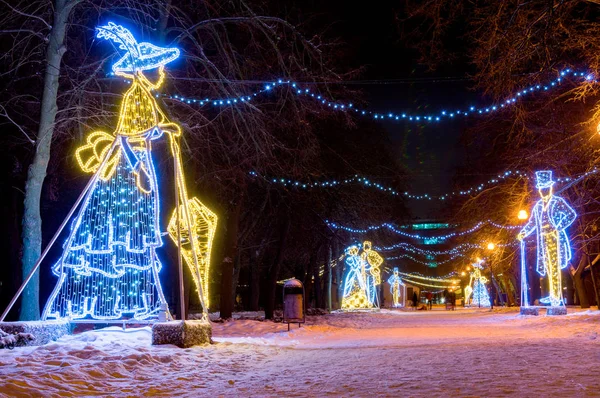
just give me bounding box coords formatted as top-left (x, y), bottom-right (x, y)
top-left (518, 210), bottom-right (528, 220)
top-left (75, 67), bottom-right (179, 183)
top-left (76, 65), bottom-right (216, 313)
top-left (461, 271), bottom-right (466, 276)
top-left (168, 197), bottom-right (218, 310)
top-left (487, 242), bottom-right (495, 251)
top-left (341, 241), bottom-right (383, 310)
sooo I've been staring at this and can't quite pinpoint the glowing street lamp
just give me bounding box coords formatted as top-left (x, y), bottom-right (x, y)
top-left (518, 210), bottom-right (528, 220)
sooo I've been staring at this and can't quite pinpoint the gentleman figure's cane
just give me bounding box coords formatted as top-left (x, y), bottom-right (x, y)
top-left (520, 239), bottom-right (529, 307)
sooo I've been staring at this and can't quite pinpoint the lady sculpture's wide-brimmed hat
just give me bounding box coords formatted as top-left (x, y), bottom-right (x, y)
top-left (96, 22), bottom-right (180, 73)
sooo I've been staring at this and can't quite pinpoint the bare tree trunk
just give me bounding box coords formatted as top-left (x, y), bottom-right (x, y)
top-left (20, 0), bottom-right (77, 320)
top-left (571, 256), bottom-right (590, 308)
top-left (508, 274), bottom-right (518, 306)
top-left (218, 196), bottom-right (243, 320)
top-left (264, 218), bottom-right (291, 320)
top-left (313, 256), bottom-right (322, 308)
top-left (327, 243), bottom-right (332, 311)
top-left (249, 250), bottom-right (261, 311)
top-left (335, 242), bottom-right (343, 309)
top-left (157, 0), bottom-right (172, 43)
top-left (303, 243), bottom-right (322, 311)
top-left (231, 254), bottom-right (241, 309)
top-left (591, 262), bottom-right (600, 307)
top-left (303, 253), bottom-right (316, 311)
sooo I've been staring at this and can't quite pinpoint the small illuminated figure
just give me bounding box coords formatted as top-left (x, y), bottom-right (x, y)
top-left (518, 170), bottom-right (577, 307)
top-left (469, 261), bottom-right (490, 307)
top-left (362, 241), bottom-right (383, 307)
top-left (463, 285), bottom-right (473, 305)
top-left (387, 267), bottom-right (405, 307)
top-left (342, 242), bottom-right (383, 310)
top-left (43, 23), bottom-right (215, 320)
top-left (341, 245), bottom-right (369, 309)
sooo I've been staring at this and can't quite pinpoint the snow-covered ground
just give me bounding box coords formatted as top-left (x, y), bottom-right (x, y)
top-left (1, 307), bottom-right (599, 397)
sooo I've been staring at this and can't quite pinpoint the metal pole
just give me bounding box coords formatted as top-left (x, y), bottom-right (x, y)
top-left (520, 240), bottom-right (529, 307)
top-left (1, 139), bottom-right (118, 322)
top-left (173, 151), bottom-right (186, 321)
top-left (170, 136), bottom-right (207, 317)
top-left (490, 262), bottom-right (494, 310)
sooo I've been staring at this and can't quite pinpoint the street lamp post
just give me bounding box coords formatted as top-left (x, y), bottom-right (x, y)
top-left (518, 209), bottom-right (528, 307)
top-left (487, 243), bottom-right (496, 310)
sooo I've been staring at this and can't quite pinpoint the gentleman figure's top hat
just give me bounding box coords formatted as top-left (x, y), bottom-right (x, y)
top-left (535, 170), bottom-right (555, 189)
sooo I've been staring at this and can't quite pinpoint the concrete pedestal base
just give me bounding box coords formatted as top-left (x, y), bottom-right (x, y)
top-left (152, 320), bottom-right (212, 347)
top-left (0, 320), bottom-right (70, 346)
top-left (520, 307), bottom-right (539, 316)
top-left (546, 307), bottom-right (567, 316)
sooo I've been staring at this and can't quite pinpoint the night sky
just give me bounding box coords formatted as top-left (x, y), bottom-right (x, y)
top-left (297, 0), bottom-right (475, 220)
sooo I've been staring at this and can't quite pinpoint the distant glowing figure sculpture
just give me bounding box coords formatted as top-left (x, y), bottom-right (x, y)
top-left (43, 23), bottom-right (216, 321)
top-left (387, 267), bottom-right (405, 307)
top-left (342, 242), bottom-right (383, 310)
top-left (518, 170), bottom-right (576, 307)
top-left (463, 285), bottom-right (473, 305)
top-left (469, 261), bottom-right (490, 307)
top-left (362, 241), bottom-right (383, 307)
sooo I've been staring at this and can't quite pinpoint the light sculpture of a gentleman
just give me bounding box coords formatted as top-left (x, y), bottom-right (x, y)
top-left (518, 170), bottom-right (577, 307)
top-left (387, 267), bottom-right (405, 307)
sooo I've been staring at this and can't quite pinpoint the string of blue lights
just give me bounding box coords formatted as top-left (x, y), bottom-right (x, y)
top-left (249, 167), bottom-right (598, 201)
top-left (160, 68), bottom-right (592, 125)
top-left (385, 253), bottom-right (464, 267)
top-left (376, 240), bottom-right (519, 253)
top-left (326, 219), bottom-right (522, 240)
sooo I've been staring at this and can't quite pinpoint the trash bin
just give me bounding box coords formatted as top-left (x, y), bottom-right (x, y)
top-left (283, 279), bottom-right (305, 331)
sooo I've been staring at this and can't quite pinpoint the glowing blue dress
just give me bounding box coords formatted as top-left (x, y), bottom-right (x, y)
top-left (43, 143), bottom-right (166, 320)
top-left (42, 22), bottom-right (180, 321)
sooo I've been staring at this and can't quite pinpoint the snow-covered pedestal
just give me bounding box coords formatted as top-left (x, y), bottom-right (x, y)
top-left (152, 320), bottom-right (212, 347)
top-left (520, 307), bottom-right (539, 316)
top-left (546, 307), bottom-right (567, 316)
top-left (0, 320), bottom-right (70, 346)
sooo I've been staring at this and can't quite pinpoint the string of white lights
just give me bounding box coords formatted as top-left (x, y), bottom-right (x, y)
top-left (375, 241), bottom-right (474, 254)
top-left (250, 167), bottom-right (599, 201)
top-left (376, 240), bottom-right (519, 253)
top-left (249, 171), bottom-right (528, 201)
top-left (400, 278), bottom-right (457, 289)
top-left (385, 253), bottom-right (463, 266)
top-left (397, 271), bottom-right (460, 284)
top-left (326, 219), bottom-right (522, 239)
top-left (161, 69), bottom-right (593, 125)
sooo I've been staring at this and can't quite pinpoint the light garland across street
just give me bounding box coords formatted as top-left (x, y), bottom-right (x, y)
top-left (397, 272), bottom-right (460, 284)
top-left (160, 69), bottom-right (593, 125)
top-left (250, 167), bottom-right (599, 201)
top-left (326, 219), bottom-right (522, 239)
top-left (385, 253), bottom-right (463, 267)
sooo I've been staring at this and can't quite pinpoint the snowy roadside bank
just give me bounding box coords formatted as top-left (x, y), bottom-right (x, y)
top-left (0, 308), bottom-right (598, 397)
